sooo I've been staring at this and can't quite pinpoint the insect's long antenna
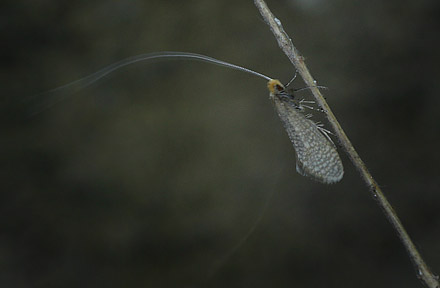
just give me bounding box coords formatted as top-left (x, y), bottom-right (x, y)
top-left (159, 52), bottom-right (273, 81)
top-left (72, 51), bottom-right (272, 85)
top-left (41, 52), bottom-right (272, 96)
top-left (26, 52), bottom-right (273, 115)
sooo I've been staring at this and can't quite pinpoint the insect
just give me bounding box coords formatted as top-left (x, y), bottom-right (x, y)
top-left (33, 52), bottom-right (343, 183)
top-left (267, 79), bottom-right (343, 183)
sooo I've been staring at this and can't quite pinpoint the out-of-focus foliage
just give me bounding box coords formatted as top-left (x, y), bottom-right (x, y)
top-left (2, 0), bottom-right (439, 287)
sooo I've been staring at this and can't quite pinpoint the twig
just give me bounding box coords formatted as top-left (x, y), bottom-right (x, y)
top-left (253, 1), bottom-right (439, 287)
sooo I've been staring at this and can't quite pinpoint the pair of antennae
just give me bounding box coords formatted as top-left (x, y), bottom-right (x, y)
top-left (28, 51), bottom-right (324, 115)
top-left (45, 52), bottom-right (274, 94)
top-left (26, 52), bottom-right (274, 115)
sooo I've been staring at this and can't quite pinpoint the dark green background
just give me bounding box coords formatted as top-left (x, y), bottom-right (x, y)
top-left (2, 0), bottom-right (440, 287)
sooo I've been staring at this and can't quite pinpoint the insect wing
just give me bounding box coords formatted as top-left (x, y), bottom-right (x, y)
top-left (273, 96), bottom-right (343, 184)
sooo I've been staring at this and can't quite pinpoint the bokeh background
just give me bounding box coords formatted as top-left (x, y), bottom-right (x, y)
top-left (2, 0), bottom-right (440, 287)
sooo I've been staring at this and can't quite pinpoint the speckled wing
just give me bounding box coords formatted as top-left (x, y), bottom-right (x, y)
top-left (273, 96), bottom-right (344, 184)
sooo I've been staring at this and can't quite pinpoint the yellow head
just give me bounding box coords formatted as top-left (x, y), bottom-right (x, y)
top-left (267, 79), bottom-right (285, 95)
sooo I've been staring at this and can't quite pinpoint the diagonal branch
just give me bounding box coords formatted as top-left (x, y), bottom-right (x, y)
top-left (253, 1), bottom-right (439, 287)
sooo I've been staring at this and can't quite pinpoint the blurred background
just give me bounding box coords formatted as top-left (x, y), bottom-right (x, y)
top-left (2, 0), bottom-right (440, 287)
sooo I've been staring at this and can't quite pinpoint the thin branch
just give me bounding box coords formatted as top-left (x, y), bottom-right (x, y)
top-left (253, 1), bottom-right (439, 287)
